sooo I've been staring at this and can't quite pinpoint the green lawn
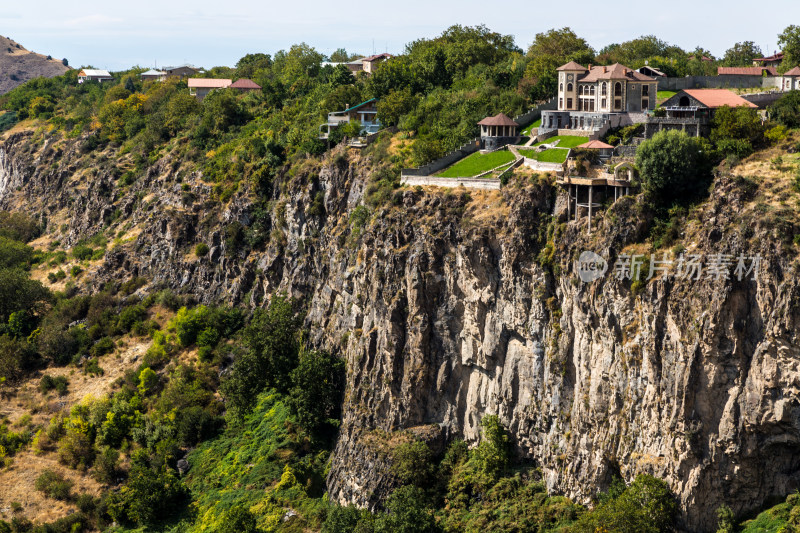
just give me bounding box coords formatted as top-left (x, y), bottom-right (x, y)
top-left (436, 150), bottom-right (516, 177)
top-left (518, 148), bottom-right (568, 163)
top-left (657, 90), bottom-right (676, 101)
top-left (532, 135), bottom-right (589, 148)
top-left (521, 118), bottom-right (542, 136)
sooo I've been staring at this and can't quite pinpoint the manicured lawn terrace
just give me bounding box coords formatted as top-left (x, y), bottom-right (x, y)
top-left (521, 118), bottom-right (542, 136)
top-left (657, 90), bottom-right (677, 104)
top-left (532, 135), bottom-right (589, 148)
top-left (518, 148), bottom-right (569, 164)
top-left (436, 150), bottom-right (516, 178)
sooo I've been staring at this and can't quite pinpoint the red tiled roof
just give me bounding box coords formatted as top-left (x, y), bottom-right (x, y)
top-left (689, 55), bottom-right (713, 62)
top-left (682, 89), bottom-right (757, 109)
top-left (579, 63), bottom-right (655, 82)
top-left (784, 66), bottom-right (800, 76)
top-left (477, 113), bottom-right (518, 126)
top-left (188, 78), bottom-right (231, 88)
top-left (230, 78), bottom-right (261, 89)
top-left (363, 53), bottom-right (393, 62)
top-left (717, 66), bottom-right (777, 76)
top-left (576, 140), bottom-right (614, 150)
top-left (557, 61), bottom-right (587, 71)
top-left (755, 52), bottom-right (784, 62)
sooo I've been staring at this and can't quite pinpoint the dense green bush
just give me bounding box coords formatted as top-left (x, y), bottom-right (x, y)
top-left (35, 469), bottom-right (74, 500)
top-left (287, 350), bottom-right (345, 439)
top-left (635, 130), bottom-right (714, 207)
top-left (222, 295), bottom-right (300, 419)
top-left (39, 374), bottom-right (69, 396)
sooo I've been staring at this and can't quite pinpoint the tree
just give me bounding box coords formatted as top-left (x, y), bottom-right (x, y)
top-left (474, 415), bottom-right (511, 478)
top-left (374, 486), bottom-right (441, 533)
top-left (0, 268), bottom-right (50, 323)
top-left (722, 41), bottom-right (763, 67)
top-left (770, 90), bottom-right (800, 128)
top-left (288, 350), bottom-right (345, 438)
top-left (710, 105), bottom-right (766, 157)
top-left (0, 237), bottom-right (33, 269)
top-left (221, 295), bottom-right (301, 420)
top-left (635, 129), bottom-right (714, 206)
top-left (525, 28), bottom-right (594, 98)
top-left (329, 48), bottom-right (350, 63)
top-left (778, 25), bottom-right (800, 73)
top-left (596, 35), bottom-right (683, 67)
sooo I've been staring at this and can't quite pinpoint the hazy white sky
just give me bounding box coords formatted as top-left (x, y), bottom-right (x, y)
top-left (2, 0), bottom-right (798, 70)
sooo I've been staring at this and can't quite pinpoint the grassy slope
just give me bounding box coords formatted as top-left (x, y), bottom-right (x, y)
top-left (532, 135), bottom-right (589, 148)
top-left (437, 150), bottom-right (516, 177)
top-left (518, 148), bottom-right (568, 163)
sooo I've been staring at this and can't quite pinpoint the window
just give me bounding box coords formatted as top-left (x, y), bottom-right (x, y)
top-left (567, 83), bottom-right (573, 92)
top-left (601, 82), bottom-right (607, 96)
top-left (614, 82), bottom-right (622, 97)
top-left (567, 98), bottom-right (573, 109)
top-left (559, 83), bottom-right (563, 92)
top-left (601, 98), bottom-right (607, 108)
top-left (614, 98), bottom-right (622, 110)
top-left (642, 84), bottom-right (649, 96)
top-left (590, 86), bottom-right (595, 95)
top-left (642, 98), bottom-right (649, 111)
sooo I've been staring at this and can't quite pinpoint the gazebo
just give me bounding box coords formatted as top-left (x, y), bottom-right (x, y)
top-left (575, 139), bottom-right (614, 161)
top-left (478, 113), bottom-right (519, 150)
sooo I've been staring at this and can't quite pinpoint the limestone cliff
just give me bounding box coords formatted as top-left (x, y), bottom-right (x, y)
top-left (2, 128), bottom-right (799, 532)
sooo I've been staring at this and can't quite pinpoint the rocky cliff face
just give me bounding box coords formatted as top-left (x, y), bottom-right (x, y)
top-left (2, 129), bottom-right (799, 532)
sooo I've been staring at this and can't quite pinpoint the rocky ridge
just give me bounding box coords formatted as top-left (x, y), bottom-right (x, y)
top-left (2, 128), bottom-right (800, 531)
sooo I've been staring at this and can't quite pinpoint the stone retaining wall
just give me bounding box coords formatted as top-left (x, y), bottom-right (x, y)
top-left (400, 175), bottom-right (501, 190)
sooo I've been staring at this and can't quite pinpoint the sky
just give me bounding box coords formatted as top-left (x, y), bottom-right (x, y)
top-left (2, 0), bottom-right (799, 71)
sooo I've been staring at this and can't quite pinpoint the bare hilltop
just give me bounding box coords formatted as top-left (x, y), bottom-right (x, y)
top-left (0, 35), bottom-right (69, 94)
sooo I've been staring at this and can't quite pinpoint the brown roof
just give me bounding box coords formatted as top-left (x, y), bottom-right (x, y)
top-left (579, 63), bottom-right (655, 82)
top-left (576, 140), bottom-right (614, 150)
top-left (557, 61), bottom-right (587, 71)
top-left (188, 78), bottom-right (231, 88)
top-left (755, 52), bottom-right (784, 62)
top-left (681, 89), bottom-right (757, 109)
top-left (784, 66), bottom-right (800, 76)
top-left (477, 113), bottom-right (518, 127)
top-left (689, 55), bottom-right (713, 62)
top-left (363, 53), bottom-right (393, 62)
top-left (230, 78), bottom-right (261, 89)
top-left (717, 66), bottom-right (777, 76)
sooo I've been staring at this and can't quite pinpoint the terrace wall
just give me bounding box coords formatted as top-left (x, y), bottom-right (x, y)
top-left (658, 75), bottom-right (782, 91)
top-left (400, 176), bottom-right (501, 190)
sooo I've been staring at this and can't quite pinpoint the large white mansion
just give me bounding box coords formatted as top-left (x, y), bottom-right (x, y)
top-left (540, 62), bottom-right (658, 134)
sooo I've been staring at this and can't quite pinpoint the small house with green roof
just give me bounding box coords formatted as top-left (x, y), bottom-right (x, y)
top-left (319, 98), bottom-right (381, 140)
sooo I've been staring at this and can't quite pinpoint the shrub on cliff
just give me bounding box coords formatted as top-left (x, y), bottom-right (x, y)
top-left (635, 129), bottom-right (714, 207)
top-left (287, 349), bottom-right (345, 440)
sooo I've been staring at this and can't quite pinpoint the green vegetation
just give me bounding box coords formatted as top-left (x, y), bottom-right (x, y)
top-left (636, 130), bottom-right (714, 207)
top-left (518, 148), bottom-right (568, 163)
top-left (521, 118), bottom-right (542, 136)
top-left (656, 90), bottom-right (676, 101)
top-left (436, 150), bottom-right (516, 177)
top-left (533, 135), bottom-right (589, 148)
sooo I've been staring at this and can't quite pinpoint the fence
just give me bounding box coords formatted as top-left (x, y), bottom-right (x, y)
top-left (657, 75), bottom-right (782, 91)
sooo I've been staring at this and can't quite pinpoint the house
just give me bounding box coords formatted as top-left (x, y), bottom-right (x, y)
top-left (319, 98), bottom-right (380, 140)
top-left (637, 66), bottom-right (666, 78)
top-left (644, 89), bottom-right (757, 139)
top-left (361, 53), bottom-right (392, 74)
top-left (477, 113), bottom-right (519, 150)
top-left (140, 69), bottom-right (166, 82)
top-left (540, 62), bottom-right (657, 135)
top-left (753, 52), bottom-right (784, 68)
top-left (781, 67), bottom-right (800, 91)
top-left (717, 66), bottom-right (777, 76)
top-left (188, 78), bottom-right (232, 100)
top-left (230, 78), bottom-right (261, 92)
top-left (77, 69), bottom-right (113, 83)
top-left (164, 65), bottom-right (202, 77)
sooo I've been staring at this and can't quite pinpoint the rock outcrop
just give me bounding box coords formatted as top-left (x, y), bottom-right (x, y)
top-left (2, 129), bottom-right (799, 532)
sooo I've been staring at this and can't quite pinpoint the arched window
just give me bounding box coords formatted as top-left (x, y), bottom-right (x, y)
top-left (614, 82), bottom-right (622, 97)
top-left (590, 86), bottom-right (595, 95)
top-left (559, 83), bottom-right (563, 92)
top-left (679, 96), bottom-right (690, 107)
top-left (567, 83), bottom-right (573, 92)
top-left (601, 82), bottom-right (607, 96)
